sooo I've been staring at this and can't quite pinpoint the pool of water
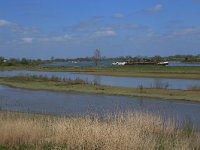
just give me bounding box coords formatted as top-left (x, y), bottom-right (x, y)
top-left (168, 62), bottom-right (200, 66)
top-left (0, 70), bottom-right (200, 90)
top-left (0, 85), bottom-right (200, 129)
top-left (42, 61), bottom-right (112, 67)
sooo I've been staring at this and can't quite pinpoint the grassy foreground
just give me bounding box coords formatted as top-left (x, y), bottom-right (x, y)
top-left (0, 111), bottom-right (199, 150)
top-left (0, 76), bottom-right (200, 102)
top-left (1, 65), bottom-right (200, 79)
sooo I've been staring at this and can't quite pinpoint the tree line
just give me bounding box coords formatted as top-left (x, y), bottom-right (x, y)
top-left (0, 57), bottom-right (46, 66)
top-left (0, 53), bottom-right (200, 66)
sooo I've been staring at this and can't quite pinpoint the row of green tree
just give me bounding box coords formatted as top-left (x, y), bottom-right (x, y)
top-left (0, 56), bottom-right (45, 66)
top-left (53, 54), bottom-right (200, 63)
top-left (105, 55), bottom-right (200, 63)
top-left (165, 54), bottom-right (200, 62)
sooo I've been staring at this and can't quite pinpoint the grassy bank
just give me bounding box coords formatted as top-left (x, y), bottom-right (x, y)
top-left (0, 76), bottom-right (200, 102)
top-left (0, 111), bottom-right (199, 150)
top-left (1, 65), bottom-right (200, 79)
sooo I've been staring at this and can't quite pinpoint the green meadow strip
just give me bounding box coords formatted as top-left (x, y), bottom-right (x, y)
top-left (1, 65), bottom-right (200, 79)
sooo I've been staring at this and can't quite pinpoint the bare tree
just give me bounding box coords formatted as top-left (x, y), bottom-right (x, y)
top-left (93, 49), bottom-right (101, 66)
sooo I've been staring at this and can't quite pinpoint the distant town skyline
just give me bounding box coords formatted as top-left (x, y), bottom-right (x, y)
top-left (0, 0), bottom-right (200, 59)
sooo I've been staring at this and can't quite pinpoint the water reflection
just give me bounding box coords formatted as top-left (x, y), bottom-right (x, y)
top-left (93, 75), bottom-right (101, 85)
top-left (151, 78), bottom-right (170, 89)
top-left (138, 97), bottom-right (144, 108)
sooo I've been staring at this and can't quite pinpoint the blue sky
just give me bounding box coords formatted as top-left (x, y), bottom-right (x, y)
top-left (0, 0), bottom-right (200, 59)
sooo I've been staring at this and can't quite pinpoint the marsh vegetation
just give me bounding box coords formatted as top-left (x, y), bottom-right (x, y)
top-left (0, 57), bottom-right (199, 149)
top-left (1, 65), bottom-right (200, 80)
top-left (0, 75), bottom-right (200, 102)
top-left (0, 111), bottom-right (199, 150)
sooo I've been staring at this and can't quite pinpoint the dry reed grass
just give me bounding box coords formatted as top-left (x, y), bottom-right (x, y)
top-left (188, 85), bottom-right (200, 91)
top-left (0, 111), bottom-right (200, 150)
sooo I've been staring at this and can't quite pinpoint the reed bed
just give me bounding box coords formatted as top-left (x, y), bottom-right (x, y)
top-left (4, 75), bottom-right (91, 85)
top-left (188, 85), bottom-right (200, 91)
top-left (0, 111), bottom-right (200, 150)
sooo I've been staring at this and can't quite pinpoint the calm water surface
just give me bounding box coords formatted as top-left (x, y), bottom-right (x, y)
top-left (42, 61), bottom-right (112, 67)
top-left (0, 70), bottom-right (200, 90)
top-left (0, 85), bottom-right (200, 129)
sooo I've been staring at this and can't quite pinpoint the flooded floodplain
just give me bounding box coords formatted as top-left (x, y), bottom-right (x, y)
top-left (0, 70), bottom-right (200, 90)
top-left (1, 85), bottom-right (200, 129)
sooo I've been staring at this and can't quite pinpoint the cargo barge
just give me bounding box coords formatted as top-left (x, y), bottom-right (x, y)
top-left (112, 61), bottom-right (169, 66)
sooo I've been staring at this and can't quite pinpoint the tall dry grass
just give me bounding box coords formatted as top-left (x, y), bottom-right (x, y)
top-left (188, 85), bottom-right (200, 91)
top-left (0, 111), bottom-right (200, 150)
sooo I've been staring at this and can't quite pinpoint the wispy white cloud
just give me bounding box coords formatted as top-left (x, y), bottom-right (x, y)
top-left (146, 4), bottom-right (163, 13)
top-left (66, 16), bottom-right (104, 32)
top-left (112, 13), bottom-right (125, 19)
top-left (12, 26), bottom-right (39, 35)
top-left (38, 34), bottom-right (72, 42)
top-left (102, 24), bottom-right (148, 31)
top-left (23, 12), bottom-right (49, 18)
top-left (92, 30), bottom-right (116, 38)
top-left (65, 15), bottom-right (147, 36)
top-left (167, 19), bottom-right (183, 25)
top-left (0, 18), bottom-right (39, 35)
top-left (128, 26), bottom-right (200, 43)
top-left (169, 27), bottom-right (200, 37)
top-left (149, 27), bottom-right (200, 39)
top-left (21, 37), bottom-right (34, 44)
top-left (38, 30), bottom-right (116, 43)
top-left (0, 19), bottom-right (11, 26)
